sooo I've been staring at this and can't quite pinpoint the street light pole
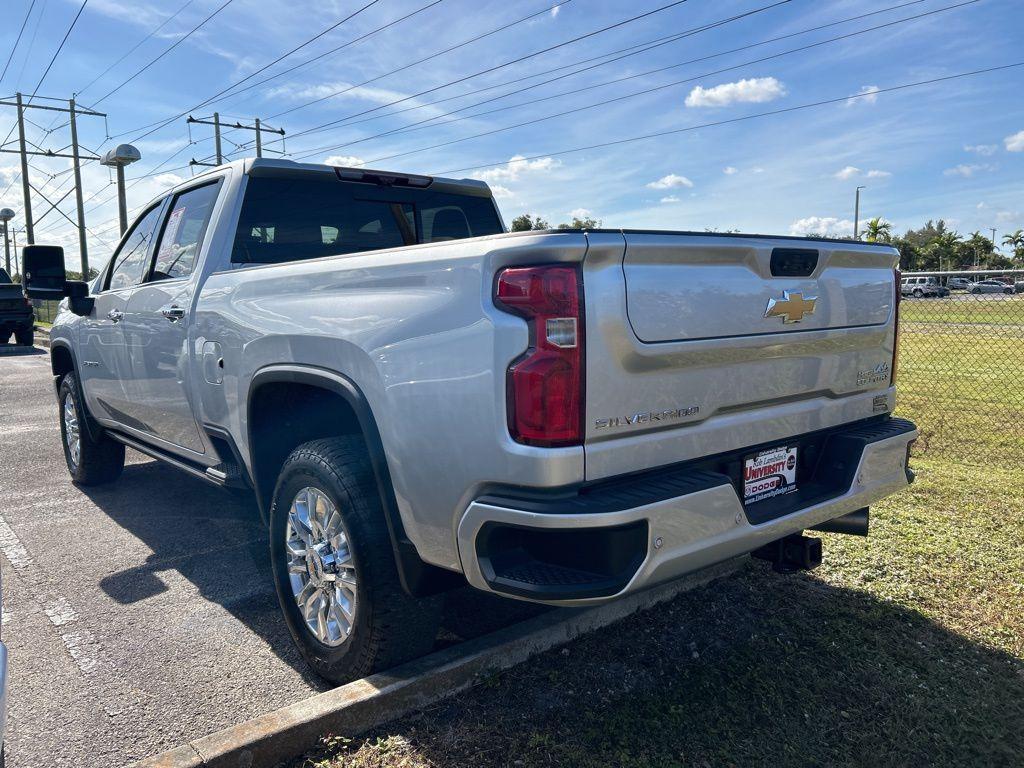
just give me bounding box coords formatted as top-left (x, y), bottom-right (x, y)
top-left (100, 144), bottom-right (142, 236)
top-left (853, 186), bottom-right (866, 239)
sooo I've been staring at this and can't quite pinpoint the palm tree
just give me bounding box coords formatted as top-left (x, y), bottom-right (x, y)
top-left (933, 230), bottom-right (964, 271)
top-left (1002, 229), bottom-right (1024, 263)
top-left (863, 217), bottom-right (892, 243)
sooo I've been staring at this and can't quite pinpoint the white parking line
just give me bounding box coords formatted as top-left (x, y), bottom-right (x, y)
top-left (0, 510), bottom-right (104, 677)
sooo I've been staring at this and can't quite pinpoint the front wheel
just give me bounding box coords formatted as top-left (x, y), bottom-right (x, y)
top-left (59, 374), bottom-right (125, 485)
top-left (269, 437), bottom-right (441, 684)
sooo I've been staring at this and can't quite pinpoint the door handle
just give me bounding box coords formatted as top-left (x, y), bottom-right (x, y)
top-left (107, 309), bottom-right (123, 323)
top-left (160, 305), bottom-right (186, 323)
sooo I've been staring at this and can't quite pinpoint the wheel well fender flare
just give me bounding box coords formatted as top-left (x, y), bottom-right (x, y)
top-left (246, 364), bottom-right (427, 594)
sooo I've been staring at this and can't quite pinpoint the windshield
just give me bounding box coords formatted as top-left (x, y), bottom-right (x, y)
top-left (232, 176), bottom-right (503, 265)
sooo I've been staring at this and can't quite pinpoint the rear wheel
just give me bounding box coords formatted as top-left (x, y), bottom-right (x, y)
top-left (912, 288), bottom-right (924, 298)
top-left (14, 325), bottom-right (32, 346)
top-left (269, 437), bottom-right (441, 684)
top-left (59, 374), bottom-right (125, 485)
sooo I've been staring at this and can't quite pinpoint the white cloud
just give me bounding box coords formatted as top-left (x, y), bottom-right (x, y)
top-left (751, 167), bottom-right (765, 174)
top-left (965, 143), bottom-right (998, 156)
top-left (789, 216), bottom-right (854, 237)
top-left (723, 166), bottom-right (738, 175)
top-left (551, 4), bottom-right (561, 16)
top-left (685, 77), bottom-right (785, 108)
top-left (943, 163), bottom-right (994, 178)
top-left (660, 196), bottom-right (682, 204)
top-left (567, 208), bottom-right (591, 219)
top-left (474, 155), bottom-right (560, 183)
top-left (490, 185), bottom-right (513, 199)
top-left (324, 155), bottom-right (365, 167)
top-left (846, 85), bottom-right (879, 106)
top-left (1004, 130), bottom-right (1024, 152)
top-left (153, 173), bottom-right (185, 189)
top-left (835, 166), bottom-right (890, 180)
top-left (646, 173), bottom-right (693, 189)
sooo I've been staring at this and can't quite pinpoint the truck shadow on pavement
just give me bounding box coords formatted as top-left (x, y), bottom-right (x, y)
top-left (300, 565), bottom-right (1024, 768)
top-left (84, 455), bottom-right (546, 690)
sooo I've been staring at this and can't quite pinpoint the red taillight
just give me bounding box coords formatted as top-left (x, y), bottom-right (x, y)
top-left (495, 265), bottom-right (584, 447)
top-left (891, 268), bottom-right (901, 385)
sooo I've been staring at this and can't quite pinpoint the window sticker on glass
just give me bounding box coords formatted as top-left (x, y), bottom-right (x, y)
top-left (158, 207), bottom-right (186, 262)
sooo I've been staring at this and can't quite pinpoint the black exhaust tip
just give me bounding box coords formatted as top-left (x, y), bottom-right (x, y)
top-left (752, 533), bottom-right (822, 573)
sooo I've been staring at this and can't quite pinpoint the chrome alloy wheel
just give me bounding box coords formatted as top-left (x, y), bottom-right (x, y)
top-left (285, 487), bottom-right (357, 647)
top-left (63, 391), bottom-right (81, 469)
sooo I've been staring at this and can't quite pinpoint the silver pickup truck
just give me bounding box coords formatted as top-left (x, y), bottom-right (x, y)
top-left (23, 158), bottom-right (917, 683)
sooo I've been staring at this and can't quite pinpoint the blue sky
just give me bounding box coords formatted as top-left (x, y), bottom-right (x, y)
top-left (0, 0), bottom-right (1021, 269)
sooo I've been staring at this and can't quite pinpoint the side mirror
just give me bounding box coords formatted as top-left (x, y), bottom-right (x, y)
top-left (22, 245), bottom-right (94, 316)
top-left (22, 245), bottom-right (67, 300)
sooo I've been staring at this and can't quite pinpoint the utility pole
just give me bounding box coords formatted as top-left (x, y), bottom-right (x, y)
top-left (0, 93), bottom-right (106, 265)
top-left (853, 185), bottom-right (866, 240)
top-left (187, 114), bottom-right (286, 169)
top-left (15, 93), bottom-right (33, 245)
top-left (69, 98), bottom-right (89, 275)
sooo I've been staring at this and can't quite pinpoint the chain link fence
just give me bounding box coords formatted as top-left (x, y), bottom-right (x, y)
top-left (30, 298), bottom-right (61, 325)
top-left (896, 269), bottom-right (1024, 469)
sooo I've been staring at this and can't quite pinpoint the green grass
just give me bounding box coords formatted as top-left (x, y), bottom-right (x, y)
top-left (294, 299), bottom-right (1024, 768)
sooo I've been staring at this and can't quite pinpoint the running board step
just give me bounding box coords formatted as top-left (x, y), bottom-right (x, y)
top-left (107, 431), bottom-right (229, 488)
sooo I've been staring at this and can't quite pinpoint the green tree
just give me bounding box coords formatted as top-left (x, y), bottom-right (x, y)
top-left (1002, 229), bottom-right (1024, 263)
top-left (510, 214), bottom-right (550, 232)
top-left (862, 217), bottom-right (892, 243)
top-left (556, 216), bottom-right (601, 230)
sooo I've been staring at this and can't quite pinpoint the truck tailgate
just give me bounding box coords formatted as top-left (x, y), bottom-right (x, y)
top-left (582, 231), bottom-right (899, 481)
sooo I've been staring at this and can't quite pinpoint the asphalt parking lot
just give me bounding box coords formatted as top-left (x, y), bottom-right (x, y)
top-left (0, 349), bottom-right (540, 767)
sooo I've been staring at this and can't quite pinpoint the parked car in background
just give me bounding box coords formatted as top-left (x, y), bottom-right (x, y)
top-left (947, 276), bottom-right (973, 291)
top-left (969, 279), bottom-right (1015, 295)
top-left (1013, 279), bottom-right (1024, 294)
top-left (26, 158), bottom-right (918, 684)
top-left (0, 267), bottom-right (34, 346)
top-left (901, 276), bottom-right (945, 297)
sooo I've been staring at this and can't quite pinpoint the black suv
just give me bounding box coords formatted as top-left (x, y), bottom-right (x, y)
top-left (0, 268), bottom-right (34, 346)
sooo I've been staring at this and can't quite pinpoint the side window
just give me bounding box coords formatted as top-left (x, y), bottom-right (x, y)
top-left (106, 205), bottom-right (164, 291)
top-left (150, 181), bottom-right (221, 282)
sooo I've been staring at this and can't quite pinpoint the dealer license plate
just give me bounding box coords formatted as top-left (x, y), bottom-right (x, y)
top-left (743, 445), bottom-right (798, 504)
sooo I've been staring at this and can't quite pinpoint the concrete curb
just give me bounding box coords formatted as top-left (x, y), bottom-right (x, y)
top-left (134, 559), bottom-right (745, 768)
top-left (34, 325), bottom-right (50, 348)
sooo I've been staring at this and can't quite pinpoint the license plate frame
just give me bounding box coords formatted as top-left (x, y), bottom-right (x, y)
top-left (743, 445), bottom-right (798, 505)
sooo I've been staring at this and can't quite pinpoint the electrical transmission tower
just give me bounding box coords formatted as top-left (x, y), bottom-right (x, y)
top-left (0, 93), bottom-right (106, 275)
top-left (187, 112), bottom-right (286, 170)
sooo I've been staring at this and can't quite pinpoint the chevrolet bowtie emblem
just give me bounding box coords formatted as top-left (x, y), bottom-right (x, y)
top-left (764, 291), bottom-right (817, 324)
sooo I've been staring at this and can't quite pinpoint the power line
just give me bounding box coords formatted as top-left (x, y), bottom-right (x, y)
top-left (291, 0), bottom-right (795, 157)
top-left (433, 63), bottom-right (1024, 177)
top-left (0, 0), bottom-right (38, 84)
top-left (281, 0), bottom-right (692, 136)
top-left (89, 0), bottom-right (236, 107)
top-left (97, 0), bottom-right (567, 174)
top-left (183, 0), bottom-right (447, 113)
top-left (27, 0), bottom-right (89, 100)
top-left (299, 0), bottom-right (978, 163)
top-left (262, 0), bottom-right (576, 123)
top-left (77, 0), bottom-right (196, 98)
top-left (289, 0), bottom-right (931, 150)
top-left (124, 0), bottom-right (384, 143)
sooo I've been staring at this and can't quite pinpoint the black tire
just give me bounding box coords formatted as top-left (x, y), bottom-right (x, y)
top-left (1004, 288), bottom-right (1014, 295)
top-left (14, 325), bottom-right (32, 346)
top-left (58, 374), bottom-right (125, 486)
top-left (269, 437), bottom-right (441, 684)
top-left (912, 289), bottom-right (924, 298)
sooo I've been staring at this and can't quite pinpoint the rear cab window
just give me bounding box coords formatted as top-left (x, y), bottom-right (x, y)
top-left (231, 174), bottom-right (502, 265)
